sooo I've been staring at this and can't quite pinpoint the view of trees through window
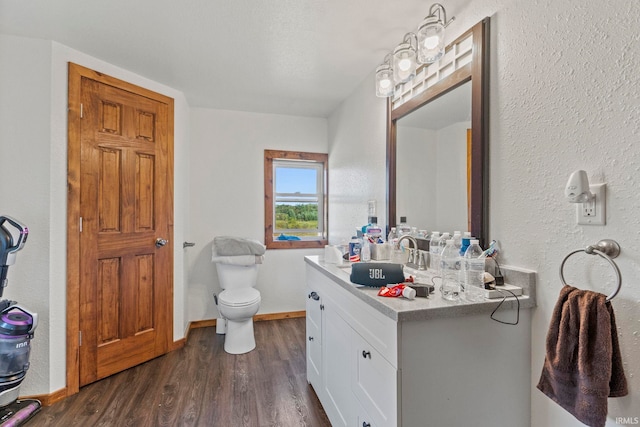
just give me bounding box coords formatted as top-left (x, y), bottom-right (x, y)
top-left (275, 203), bottom-right (318, 236)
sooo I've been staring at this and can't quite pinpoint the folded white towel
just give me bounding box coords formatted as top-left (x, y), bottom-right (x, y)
top-left (211, 255), bottom-right (264, 266)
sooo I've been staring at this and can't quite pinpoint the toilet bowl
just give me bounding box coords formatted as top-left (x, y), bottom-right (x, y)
top-left (214, 263), bottom-right (261, 354)
top-left (217, 288), bottom-right (261, 354)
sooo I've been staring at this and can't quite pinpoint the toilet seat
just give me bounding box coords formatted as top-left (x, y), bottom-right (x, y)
top-left (218, 288), bottom-right (261, 308)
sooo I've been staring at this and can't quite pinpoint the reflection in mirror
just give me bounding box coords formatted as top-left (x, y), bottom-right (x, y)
top-left (387, 18), bottom-right (489, 246)
top-left (396, 81), bottom-right (471, 234)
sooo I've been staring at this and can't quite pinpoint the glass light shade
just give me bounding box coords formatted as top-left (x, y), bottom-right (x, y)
top-left (392, 43), bottom-right (417, 84)
top-left (417, 16), bottom-right (445, 64)
top-left (375, 64), bottom-right (394, 98)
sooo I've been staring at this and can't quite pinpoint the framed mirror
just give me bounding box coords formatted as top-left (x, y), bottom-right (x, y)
top-left (387, 18), bottom-right (489, 246)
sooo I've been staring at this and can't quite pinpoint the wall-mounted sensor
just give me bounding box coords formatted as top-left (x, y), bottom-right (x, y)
top-left (565, 170), bottom-right (593, 203)
top-left (565, 170), bottom-right (606, 225)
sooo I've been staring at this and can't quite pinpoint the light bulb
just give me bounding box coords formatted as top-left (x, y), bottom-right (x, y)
top-left (423, 35), bottom-right (440, 50)
top-left (398, 58), bottom-right (412, 71)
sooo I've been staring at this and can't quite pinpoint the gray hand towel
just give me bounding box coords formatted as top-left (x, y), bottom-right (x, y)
top-left (537, 285), bottom-right (628, 427)
top-left (213, 236), bottom-right (266, 256)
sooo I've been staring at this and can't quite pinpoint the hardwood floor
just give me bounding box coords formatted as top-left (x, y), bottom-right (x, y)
top-left (32, 318), bottom-right (331, 426)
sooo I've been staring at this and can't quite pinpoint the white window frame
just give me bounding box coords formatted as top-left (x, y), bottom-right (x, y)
top-left (272, 159), bottom-right (324, 238)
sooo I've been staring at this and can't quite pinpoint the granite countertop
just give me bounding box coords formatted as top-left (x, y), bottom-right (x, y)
top-left (305, 255), bottom-right (536, 322)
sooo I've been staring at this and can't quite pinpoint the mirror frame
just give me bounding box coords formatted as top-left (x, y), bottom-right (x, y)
top-left (386, 18), bottom-right (490, 246)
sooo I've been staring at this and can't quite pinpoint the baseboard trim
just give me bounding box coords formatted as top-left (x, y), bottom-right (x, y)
top-left (171, 337), bottom-right (186, 351)
top-left (255, 310), bottom-right (306, 322)
top-left (188, 310), bottom-right (306, 331)
top-left (189, 319), bottom-right (217, 329)
top-left (21, 386), bottom-right (67, 407)
top-left (24, 310), bottom-right (307, 407)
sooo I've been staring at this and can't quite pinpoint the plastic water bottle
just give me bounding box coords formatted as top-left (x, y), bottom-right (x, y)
top-left (462, 239), bottom-right (485, 302)
top-left (387, 227), bottom-right (397, 247)
top-left (361, 235), bottom-right (371, 262)
top-left (428, 231), bottom-right (441, 271)
top-left (437, 232), bottom-right (451, 258)
top-left (397, 217), bottom-right (411, 236)
top-left (459, 232), bottom-right (473, 256)
top-left (440, 239), bottom-right (461, 301)
top-left (452, 231), bottom-right (462, 253)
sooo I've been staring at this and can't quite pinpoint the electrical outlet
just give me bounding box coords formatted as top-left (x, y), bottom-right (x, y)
top-left (577, 183), bottom-right (606, 225)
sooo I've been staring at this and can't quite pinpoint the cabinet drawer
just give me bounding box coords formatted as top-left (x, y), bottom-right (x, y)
top-left (340, 290), bottom-right (397, 367)
top-left (352, 332), bottom-right (398, 427)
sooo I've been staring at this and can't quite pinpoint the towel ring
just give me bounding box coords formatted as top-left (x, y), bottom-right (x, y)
top-left (559, 239), bottom-right (622, 302)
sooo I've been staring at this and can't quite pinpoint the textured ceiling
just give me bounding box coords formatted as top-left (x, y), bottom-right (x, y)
top-left (0, 0), bottom-right (471, 117)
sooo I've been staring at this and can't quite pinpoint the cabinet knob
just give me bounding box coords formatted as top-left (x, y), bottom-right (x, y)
top-left (363, 422), bottom-right (371, 427)
top-left (362, 350), bottom-right (371, 359)
top-left (320, 304), bottom-right (325, 310)
top-left (308, 336), bottom-right (314, 341)
top-left (308, 291), bottom-right (320, 301)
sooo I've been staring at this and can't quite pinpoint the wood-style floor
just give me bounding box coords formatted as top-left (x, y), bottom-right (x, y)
top-left (31, 318), bottom-right (331, 426)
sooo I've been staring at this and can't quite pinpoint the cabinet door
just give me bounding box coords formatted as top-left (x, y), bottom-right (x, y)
top-left (323, 305), bottom-right (356, 427)
top-left (352, 332), bottom-right (398, 427)
top-left (306, 288), bottom-right (322, 389)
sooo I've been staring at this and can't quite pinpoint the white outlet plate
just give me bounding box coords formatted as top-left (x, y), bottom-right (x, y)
top-left (577, 183), bottom-right (606, 225)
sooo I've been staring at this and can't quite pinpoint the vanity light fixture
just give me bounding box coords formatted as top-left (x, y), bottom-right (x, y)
top-left (393, 33), bottom-right (418, 84)
top-left (375, 3), bottom-right (455, 97)
top-left (375, 53), bottom-right (395, 98)
top-left (417, 3), bottom-right (455, 64)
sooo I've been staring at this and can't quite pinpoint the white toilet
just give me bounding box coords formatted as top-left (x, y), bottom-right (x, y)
top-left (215, 262), bottom-right (262, 354)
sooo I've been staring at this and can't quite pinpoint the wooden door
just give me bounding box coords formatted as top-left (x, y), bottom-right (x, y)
top-left (67, 63), bottom-right (174, 388)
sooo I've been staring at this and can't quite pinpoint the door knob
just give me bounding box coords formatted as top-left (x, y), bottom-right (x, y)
top-left (155, 238), bottom-right (169, 247)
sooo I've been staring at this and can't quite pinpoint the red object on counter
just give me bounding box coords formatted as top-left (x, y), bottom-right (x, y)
top-left (378, 284), bottom-right (407, 297)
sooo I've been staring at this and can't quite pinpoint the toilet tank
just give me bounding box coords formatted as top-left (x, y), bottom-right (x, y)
top-left (215, 263), bottom-right (259, 290)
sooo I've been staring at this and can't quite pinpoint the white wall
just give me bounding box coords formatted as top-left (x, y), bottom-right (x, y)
top-left (187, 108), bottom-right (327, 320)
top-left (0, 34), bottom-right (54, 398)
top-left (329, 1), bottom-right (640, 425)
top-left (0, 34), bottom-right (190, 396)
top-left (327, 72), bottom-right (388, 244)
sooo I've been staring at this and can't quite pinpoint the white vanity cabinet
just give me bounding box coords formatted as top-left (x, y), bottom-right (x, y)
top-left (305, 256), bottom-right (535, 427)
top-left (306, 265), bottom-right (399, 427)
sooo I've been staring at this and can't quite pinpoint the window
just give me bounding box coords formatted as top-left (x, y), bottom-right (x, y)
top-left (264, 150), bottom-right (328, 249)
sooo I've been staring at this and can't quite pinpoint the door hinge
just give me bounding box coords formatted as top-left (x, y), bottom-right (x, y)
top-left (79, 330), bottom-right (82, 346)
top-left (79, 216), bottom-right (83, 232)
top-left (80, 103), bottom-right (84, 118)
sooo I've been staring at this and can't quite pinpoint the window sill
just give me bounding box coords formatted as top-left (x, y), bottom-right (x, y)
top-left (266, 239), bottom-right (328, 250)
